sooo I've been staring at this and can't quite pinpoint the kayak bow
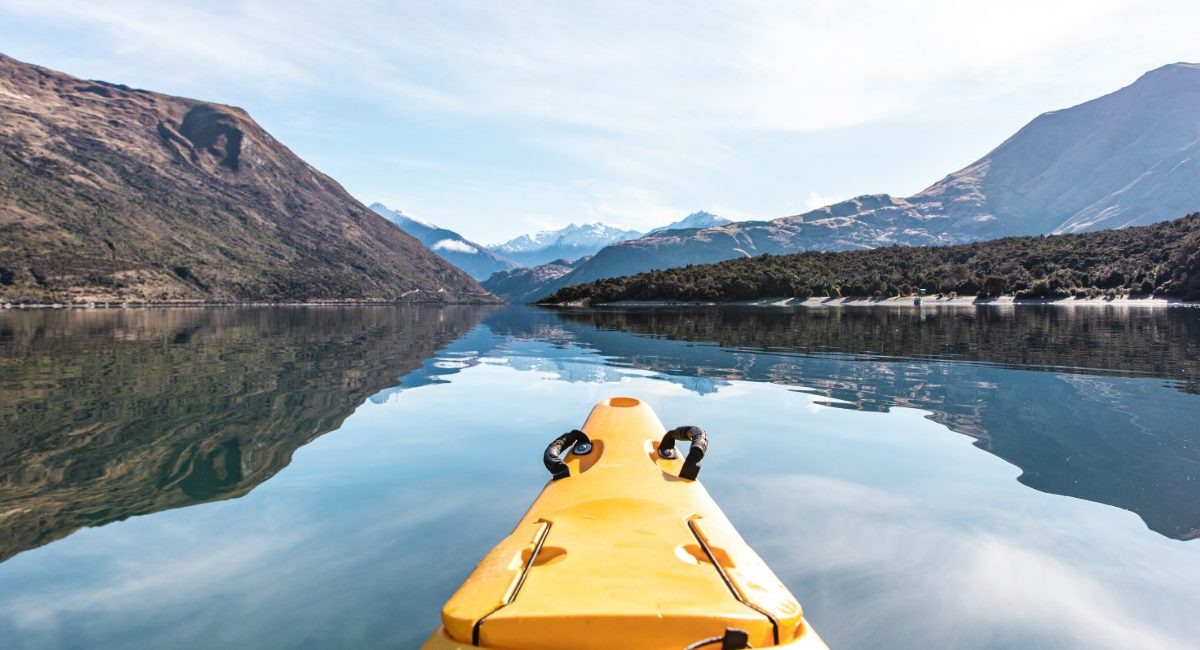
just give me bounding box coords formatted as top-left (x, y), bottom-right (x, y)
top-left (422, 396), bottom-right (828, 650)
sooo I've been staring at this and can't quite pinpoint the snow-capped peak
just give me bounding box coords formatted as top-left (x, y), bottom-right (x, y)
top-left (370, 202), bottom-right (436, 229)
top-left (492, 222), bottom-right (642, 253)
top-left (648, 211), bottom-right (731, 234)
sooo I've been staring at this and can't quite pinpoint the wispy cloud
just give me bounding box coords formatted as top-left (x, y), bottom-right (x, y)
top-left (735, 474), bottom-right (1200, 650)
top-left (3, 524), bottom-right (309, 631)
top-left (3, 0), bottom-right (1199, 240)
top-left (431, 238), bottom-right (479, 254)
top-left (5, 0), bottom-right (1187, 134)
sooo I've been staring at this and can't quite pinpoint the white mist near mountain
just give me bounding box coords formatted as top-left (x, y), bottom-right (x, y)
top-left (431, 239), bottom-right (479, 254)
top-left (369, 203), bottom-right (518, 281)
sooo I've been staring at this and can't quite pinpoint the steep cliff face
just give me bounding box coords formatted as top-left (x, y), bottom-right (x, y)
top-left (0, 53), bottom-right (496, 303)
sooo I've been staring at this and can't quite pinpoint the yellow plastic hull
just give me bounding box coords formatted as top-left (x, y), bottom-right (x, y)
top-left (423, 397), bottom-right (828, 650)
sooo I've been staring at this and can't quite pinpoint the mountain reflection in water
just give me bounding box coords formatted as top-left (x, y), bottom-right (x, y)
top-left (2, 304), bottom-right (1199, 650)
top-left (494, 306), bottom-right (1200, 540)
top-left (0, 307), bottom-right (485, 563)
top-left (2, 303), bottom-right (1197, 569)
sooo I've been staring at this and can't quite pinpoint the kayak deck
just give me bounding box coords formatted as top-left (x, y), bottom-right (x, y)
top-left (423, 397), bottom-right (827, 650)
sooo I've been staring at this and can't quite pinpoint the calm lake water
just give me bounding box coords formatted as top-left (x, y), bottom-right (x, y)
top-left (1, 305), bottom-right (1198, 649)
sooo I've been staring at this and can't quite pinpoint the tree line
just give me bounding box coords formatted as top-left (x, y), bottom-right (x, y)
top-left (541, 213), bottom-right (1200, 304)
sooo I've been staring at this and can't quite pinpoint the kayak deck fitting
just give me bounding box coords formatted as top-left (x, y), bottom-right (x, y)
top-left (422, 396), bottom-right (828, 650)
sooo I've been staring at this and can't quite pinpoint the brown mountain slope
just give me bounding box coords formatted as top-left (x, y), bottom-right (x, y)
top-left (0, 53), bottom-right (496, 303)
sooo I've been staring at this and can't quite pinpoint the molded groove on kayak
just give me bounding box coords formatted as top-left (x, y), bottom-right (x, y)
top-left (472, 520), bottom-right (552, 646)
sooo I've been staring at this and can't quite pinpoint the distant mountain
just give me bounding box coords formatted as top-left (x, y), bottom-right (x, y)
top-left (482, 256), bottom-right (591, 304)
top-left (0, 53), bottom-right (494, 304)
top-left (487, 222), bottom-right (641, 267)
top-left (647, 211), bottom-right (731, 234)
top-left (370, 203), bottom-right (518, 281)
top-left (527, 62), bottom-right (1200, 301)
top-left (481, 212), bottom-right (733, 300)
top-left (921, 62), bottom-right (1200, 238)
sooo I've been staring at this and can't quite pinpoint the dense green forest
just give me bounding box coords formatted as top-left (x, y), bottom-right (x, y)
top-left (541, 213), bottom-right (1200, 304)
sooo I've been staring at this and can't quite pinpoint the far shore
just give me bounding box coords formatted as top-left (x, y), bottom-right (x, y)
top-left (560, 295), bottom-right (1199, 308)
top-left (6, 294), bottom-right (1198, 310)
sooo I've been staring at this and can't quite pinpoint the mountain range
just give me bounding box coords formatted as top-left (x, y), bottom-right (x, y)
top-left (6, 50), bottom-right (1196, 307)
top-left (486, 62), bottom-right (1200, 302)
top-left (369, 203), bottom-right (518, 280)
top-left (486, 222), bottom-right (642, 267)
top-left (0, 53), bottom-right (494, 304)
top-left (363, 204), bottom-right (732, 287)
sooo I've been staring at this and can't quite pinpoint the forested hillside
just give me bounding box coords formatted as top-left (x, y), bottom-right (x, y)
top-left (542, 213), bottom-right (1200, 304)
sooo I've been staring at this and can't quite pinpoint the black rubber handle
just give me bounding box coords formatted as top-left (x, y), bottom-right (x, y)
top-left (543, 429), bottom-right (592, 480)
top-left (658, 425), bottom-right (708, 480)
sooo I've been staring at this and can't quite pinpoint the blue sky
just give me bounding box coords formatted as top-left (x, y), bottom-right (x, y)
top-left (2, 1), bottom-right (1198, 244)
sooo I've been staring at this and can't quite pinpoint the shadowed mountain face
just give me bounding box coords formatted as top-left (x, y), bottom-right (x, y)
top-left (481, 307), bottom-right (1200, 539)
top-left (528, 63), bottom-right (1200, 300)
top-left (0, 306), bottom-right (486, 562)
top-left (0, 53), bottom-right (494, 304)
top-left (481, 256), bottom-right (591, 304)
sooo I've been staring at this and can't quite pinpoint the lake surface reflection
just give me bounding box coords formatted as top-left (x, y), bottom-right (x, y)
top-left (1, 305), bottom-right (1197, 649)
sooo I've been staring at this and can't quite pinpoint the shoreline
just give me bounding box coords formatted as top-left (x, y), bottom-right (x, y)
top-left (0, 298), bottom-right (501, 310)
top-left (7, 295), bottom-right (1197, 310)
top-left (558, 295), bottom-right (1199, 308)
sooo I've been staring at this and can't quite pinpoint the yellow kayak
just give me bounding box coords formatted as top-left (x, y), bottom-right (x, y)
top-left (422, 397), bottom-right (828, 650)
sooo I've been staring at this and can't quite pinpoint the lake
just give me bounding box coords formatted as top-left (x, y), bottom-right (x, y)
top-left (1, 305), bottom-right (1198, 649)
